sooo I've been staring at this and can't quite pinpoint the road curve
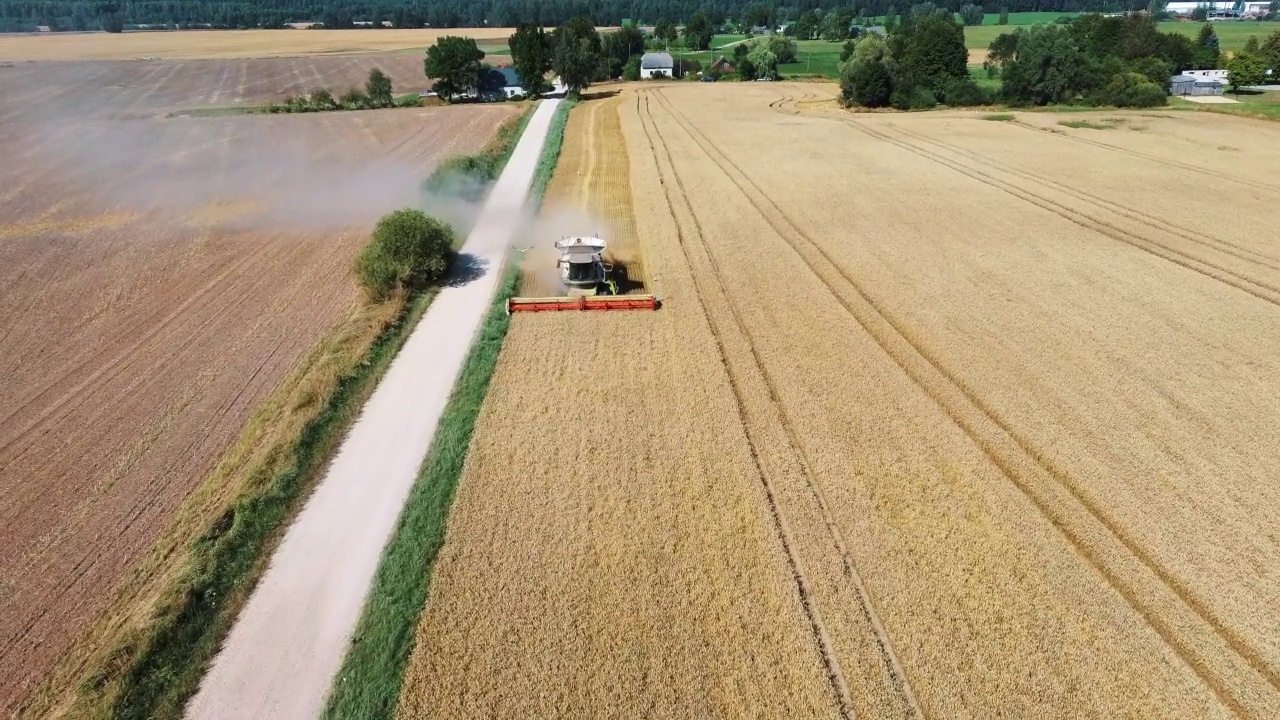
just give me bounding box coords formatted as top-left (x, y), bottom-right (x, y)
top-left (185, 98), bottom-right (563, 720)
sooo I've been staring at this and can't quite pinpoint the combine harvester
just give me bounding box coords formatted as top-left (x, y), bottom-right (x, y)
top-left (507, 236), bottom-right (658, 313)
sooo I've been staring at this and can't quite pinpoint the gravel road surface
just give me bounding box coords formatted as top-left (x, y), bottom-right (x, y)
top-left (185, 98), bottom-right (562, 720)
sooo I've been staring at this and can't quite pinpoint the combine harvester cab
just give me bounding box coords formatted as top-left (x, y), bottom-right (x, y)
top-left (507, 236), bottom-right (658, 314)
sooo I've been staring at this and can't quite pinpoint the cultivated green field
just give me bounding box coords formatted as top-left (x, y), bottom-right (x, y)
top-left (968, 20), bottom-right (1276, 51)
top-left (1157, 20), bottom-right (1278, 52)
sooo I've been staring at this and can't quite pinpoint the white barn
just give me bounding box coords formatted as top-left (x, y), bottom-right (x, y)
top-left (1165, 1), bottom-right (1235, 14)
top-left (640, 52), bottom-right (675, 79)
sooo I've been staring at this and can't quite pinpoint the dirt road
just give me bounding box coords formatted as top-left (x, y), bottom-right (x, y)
top-left (183, 98), bottom-right (561, 720)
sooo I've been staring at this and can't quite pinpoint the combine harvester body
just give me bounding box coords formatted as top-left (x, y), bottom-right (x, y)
top-left (507, 235), bottom-right (658, 314)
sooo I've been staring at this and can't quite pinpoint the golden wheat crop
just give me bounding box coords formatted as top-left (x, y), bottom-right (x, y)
top-left (394, 94), bottom-right (842, 718)
top-left (397, 85), bottom-right (1280, 718)
top-left (0, 28), bottom-right (516, 61)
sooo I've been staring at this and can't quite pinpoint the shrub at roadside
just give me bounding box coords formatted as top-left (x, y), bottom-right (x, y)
top-left (355, 210), bottom-right (456, 301)
top-left (267, 67), bottom-right (398, 113)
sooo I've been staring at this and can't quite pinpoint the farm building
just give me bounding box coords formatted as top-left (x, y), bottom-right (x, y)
top-left (640, 52), bottom-right (675, 79)
top-left (1170, 75), bottom-right (1197, 95)
top-left (480, 67), bottom-right (523, 100)
top-left (1192, 80), bottom-right (1226, 95)
top-left (1184, 68), bottom-right (1229, 84)
top-left (1165, 1), bottom-right (1234, 14)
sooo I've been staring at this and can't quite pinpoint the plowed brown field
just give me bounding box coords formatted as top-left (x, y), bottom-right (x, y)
top-left (0, 59), bottom-right (516, 716)
top-left (404, 85), bottom-right (1280, 718)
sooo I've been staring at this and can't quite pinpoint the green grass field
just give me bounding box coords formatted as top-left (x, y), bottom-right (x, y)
top-left (1157, 21), bottom-right (1278, 53)
top-left (1172, 89), bottom-right (1280, 120)
top-left (969, 20), bottom-right (1277, 53)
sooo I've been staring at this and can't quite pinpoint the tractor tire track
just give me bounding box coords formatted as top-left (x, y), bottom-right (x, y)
top-left (636, 93), bottom-right (857, 720)
top-left (662, 98), bottom-right (1280, 719)
top-left (888, 121), bottom-right (1280, 270)
top-left (649, 90), bottom-right (924, 720)
top-left (844, 118), bottom-right (1280, 309)
top-left (1010, 118), bottom-right (1280, 194)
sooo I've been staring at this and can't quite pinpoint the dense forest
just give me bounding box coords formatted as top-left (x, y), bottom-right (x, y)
top-left (0, 0), bottom-right (1145, 34)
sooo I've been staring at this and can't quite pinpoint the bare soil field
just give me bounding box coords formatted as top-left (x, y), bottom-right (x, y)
top-left (395, 83), bottom-right (1280, 718)
top-left (0, 57), bottom-right (516, 716)
top-left (0, 28), bottom-right (515, 61)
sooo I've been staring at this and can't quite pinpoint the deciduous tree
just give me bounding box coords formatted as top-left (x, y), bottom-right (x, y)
top-left (959, 4), bottom-right (985, 26)
top-left (1194, 23), bottom-right (1220, 69)
top-left (365, 67), bottom-right (393, 107)
top-left (654, 17), bottom-right (677, 43)
top-left (554, 15), bottom-right (603, 94)
top-left (509, 23), bottom-right (553, 95)
top-left (1227, 51), bottom-right (1267, 93)
top-left (684, 11), bottom-right (713, 50)
top-left (424, 36), bottom-right (485, 101)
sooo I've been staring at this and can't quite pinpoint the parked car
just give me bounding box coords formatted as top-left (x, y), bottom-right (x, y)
top-left (701, 74), bottom-right (719, 82)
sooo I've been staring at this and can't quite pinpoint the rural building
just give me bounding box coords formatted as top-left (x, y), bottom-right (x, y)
top-left (1165, 1), bottom-right (1236, 14)
top-left (640, 52), bottom-right (675, 79)
top-left (1172, 74), bottom-right (1226, 95)
top-left (1170, 75), bottom-right (1197, 95)
top-left (480, 67), bottom-right (523, 100)
top-left (1192, 80), bottom-right (1226, 95)
top-left (1184, 68), bottom-right (1229, 84)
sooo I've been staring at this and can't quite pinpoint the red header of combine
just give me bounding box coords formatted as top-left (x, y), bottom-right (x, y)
top-left (506, 294), bottom-right (658, 314)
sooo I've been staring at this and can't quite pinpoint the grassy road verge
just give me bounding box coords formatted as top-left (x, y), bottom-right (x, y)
top-left (320, 97), bottom-right (575, 720)
top-left (18, 114), bottom-right (531, 720)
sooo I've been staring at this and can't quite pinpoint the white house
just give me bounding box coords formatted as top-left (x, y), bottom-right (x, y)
top-left (640, 52), bottom-right (675, 79)
top-left (1165, 1), bottom-right (1235, 15)
top-left (478, 67), bottom-right (524, 100)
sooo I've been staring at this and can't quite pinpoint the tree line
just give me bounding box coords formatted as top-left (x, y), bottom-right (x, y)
top-left (2, 0), bottom-right (1173, 34)
top-left (988, 16), bottom-right (1280, 105)
top-left (839, 8), bottom-right (1279, 111)
top-left (428, 19), bottom-right (654, 100)
top-left (840, 6), bottom-right (988, 109)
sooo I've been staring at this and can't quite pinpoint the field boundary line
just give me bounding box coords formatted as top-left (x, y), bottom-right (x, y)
top-left (1008, 118), bottom-right (1280, 194)
top-left (845, 119), bottom-right (1280, 310)
top-left (886, 122), bottom-right (1280, 271)
top-left (664, 98), bottom-right (1280, 718)
top-left (638, 92), bottom-right (859, 720)
top-left (649, 89), bottom-right (924, 720)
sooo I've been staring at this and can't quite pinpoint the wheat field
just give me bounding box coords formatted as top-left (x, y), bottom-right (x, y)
top-left (0, 28), bottom-right (516, 61)
top-left (396, 86), bottom-right (1280, 718)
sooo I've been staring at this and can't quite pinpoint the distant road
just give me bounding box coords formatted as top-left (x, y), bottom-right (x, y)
top-left (185, 97), bottom-right (562, 720)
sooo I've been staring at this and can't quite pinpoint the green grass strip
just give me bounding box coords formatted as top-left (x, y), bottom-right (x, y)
top-left (321, 97), bottom-right (575, 720)
top-left (109, 288), bottom-right (436, 720)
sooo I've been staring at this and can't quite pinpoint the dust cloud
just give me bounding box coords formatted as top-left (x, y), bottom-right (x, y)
top-left (11, 112), bottom-right (490, 237)
top-left (511, 205), bottom-right (616, 296)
